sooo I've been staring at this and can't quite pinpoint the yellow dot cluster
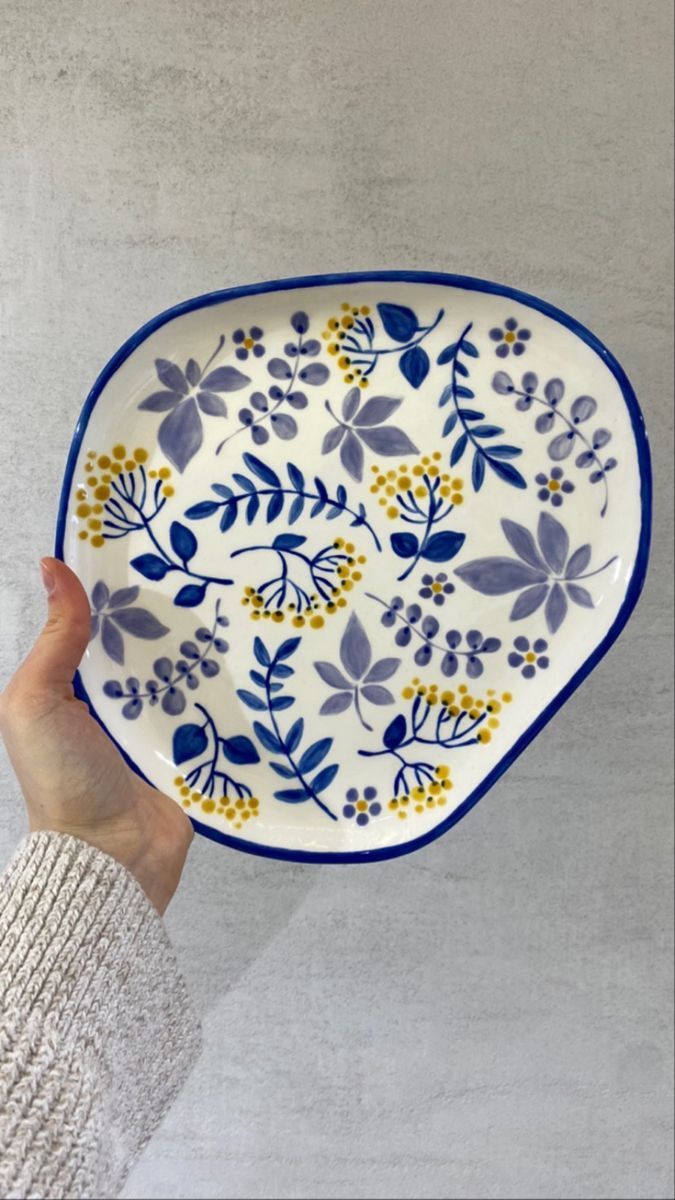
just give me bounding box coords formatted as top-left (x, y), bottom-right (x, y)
top-left (322, 303), bottom-right (371, 387)
top-left (388, 765), bottom-right (453, 819)
top-left (76, 446), bottom-right (170, 546)
top-left (174, 775), bottom-right (260, 830)
top-left (241, 540), bottom-right (366, 627)
top-left (368, 455), bottom-right (464, 518)
top-left (399, 681), bottom-right (512, 743)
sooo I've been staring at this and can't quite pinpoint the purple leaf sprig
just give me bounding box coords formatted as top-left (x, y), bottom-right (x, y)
top-left (366, 592), bottom-right (501, 677)
top-left (455, 512), bottom-right (618, 634)
top-left (492, 369), bottom-right (617, 516)
top-left (322, 388), bottom-right (419, 482)
top-left (218, 312), bottom-right (328, 451)
top-left (139, 336), bottom-right (250, 472)
top-left (89, 581), bottom-right (169, 665)
top-left (102, 601), bottom-right (230, 719)
top-left (314, 612), bottom-right (400, 730)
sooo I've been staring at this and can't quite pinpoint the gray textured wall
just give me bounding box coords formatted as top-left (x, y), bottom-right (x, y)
top-left (1, 2), bottom-right (673, 1198)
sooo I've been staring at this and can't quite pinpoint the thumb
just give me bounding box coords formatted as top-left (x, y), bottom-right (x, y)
top-left (18, 559), bottom-right (91, 698)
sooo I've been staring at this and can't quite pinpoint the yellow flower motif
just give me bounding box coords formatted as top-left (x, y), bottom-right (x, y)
top-left (322, 304), bottom-right (372, 386)
top-left (74, 446), bottom-right (164, 545)
top-left (387, 764), bottom-right (452, 819)
top-left (174, 776), bottom-right (260, 831)
top-left (240, 541), bottom-right (366, 625)
top-left (400, 680), bottom-right (513, 744)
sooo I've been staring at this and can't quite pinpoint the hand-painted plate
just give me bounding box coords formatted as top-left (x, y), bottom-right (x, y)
top-left (56, 272), bottom-right (651, 863)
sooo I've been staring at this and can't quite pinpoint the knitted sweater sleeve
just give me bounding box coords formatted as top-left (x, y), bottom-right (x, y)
top-left (0, 831), bottom-right (201, 1199)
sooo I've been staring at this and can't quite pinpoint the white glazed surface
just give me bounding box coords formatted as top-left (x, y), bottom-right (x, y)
top-left (62, 279), bottom-right (645, 859)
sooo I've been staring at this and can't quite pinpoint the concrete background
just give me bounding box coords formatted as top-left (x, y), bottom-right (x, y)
top-left (1, 2), bottom-right (673, 1197)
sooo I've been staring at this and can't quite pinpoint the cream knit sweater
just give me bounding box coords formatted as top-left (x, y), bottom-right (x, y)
top-left (0, 831), bottom-right (201, 1199)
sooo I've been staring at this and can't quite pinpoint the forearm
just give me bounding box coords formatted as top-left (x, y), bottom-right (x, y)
top-left (0, 832), bottom-right (201, 1199)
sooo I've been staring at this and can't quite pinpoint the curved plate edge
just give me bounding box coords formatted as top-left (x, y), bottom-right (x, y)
top-left (55, 270), bottom-right (653, 864)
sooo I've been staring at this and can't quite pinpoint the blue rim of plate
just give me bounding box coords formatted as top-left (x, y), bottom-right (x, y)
top-left (54, 271), bottom-right (652, 865)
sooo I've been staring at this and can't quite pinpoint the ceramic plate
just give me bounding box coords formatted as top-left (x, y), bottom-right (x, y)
top-left (56, 272), bottom-right (651, 863)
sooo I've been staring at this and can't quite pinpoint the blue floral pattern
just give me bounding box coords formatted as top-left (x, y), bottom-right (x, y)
top-left (455, 512), bottom-right (617, 634)
top-left (72, 292), bottom-right (630, 847)
top-left (489, 317), bottom-right (531, 357)
top-left (493, 369), bottom-right (617, 516)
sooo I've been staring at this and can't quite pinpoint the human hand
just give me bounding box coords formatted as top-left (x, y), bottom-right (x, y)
top-left (0, 558), bottom-right (193, 913)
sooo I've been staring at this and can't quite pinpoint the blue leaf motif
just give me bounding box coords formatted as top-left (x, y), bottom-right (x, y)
top-left (286, 717), bottom-right (304, 753)
top-left (131, 554), bottom-right (170, 581)
top-left (275, 787), bottom-right (309, 803)
top-left (298, 738), bottom-right (332, 774)
top-left (451, 434), bottom-right (468, 466)
top-left (510, 584), bottom-right (550, 620)
top-left (242, 453), bottom-right (281, 487)
top-left (221, 735), bottom-right (260, 765)
top-left (108, 608), bottom-right (169, 639)
top-left (185, 500), bottom-right (219, 519)
top-left (91, 581), bottom-right (109, 610)
top-left (299, 363), bottom-right (329, 385)
top-left (173, 723), bottom-right (208, 766)
top-left (538, 512), bottom-right (569, 574)
top-left (319, 692), bottom-right (352, 715)
top-left (420, 530), bottom-right (465, 564)
top-left (200, 365), bottom-right (250, 391)
top-left (253, 637), bottom-right (271, 667)
top-left (487, 458), bottom-right (527, 489)
top-left (101, 617), bottom-right (124, 664)
top-left (567, 583), bottom-right (594, 608)
top-left (268, 358), bottom-right (293, 380)
top-left (158, 397), bottom-right (203, 473)
top-left (237, 688), bottom-right (267, 711)
top-left (399, 345), bottom-right (429, 389)
top-left (391, 532), bottom-right (419, 559)
top-left (545, 582), bottom-right (568, 633)
top-left (455, 558), bottom-right (547, 595)
top-left (252, 721), bottom-right (283, 753)
top-left (378, 302), bottom-right (419, 343)
top-left (340, 612), bottom-right (371, 680)
top-left (311, 764), bottom-right (339, 794)
top-left (472, 453), bottom-right (486, 492)
top-left (174, 582), bottom-right (208, 607)
top-left (437, 342), bottom-right (458, 365)
top-left (170, 521), bottom-right (197, 563)
top-left (277, 638), bottom-right (302, 661)
top-left (383, 713), bottom-right (407, 749)
top-left (502, 520), bottom-right (548, 571)
top-left (291, 311), bottom-right (309, 334)
top-left (287, 463), bottom-right (305, 491)
top-left (272, 533), bottom-right (307, 551)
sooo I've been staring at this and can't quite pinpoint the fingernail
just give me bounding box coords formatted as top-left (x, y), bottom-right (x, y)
top-left (40, 560), bottom-right (56, 597)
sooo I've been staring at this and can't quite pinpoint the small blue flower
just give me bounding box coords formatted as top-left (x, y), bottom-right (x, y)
top-left (536, 466), bottom-right (575, 507)
top-left (508, 636), bottom-right (550, 679)
top-left (233, 326), bottom-right (265, 360)
top-left (489, 317), bottom-right (531, 358)
top-left (419, 572), bottom-right (455, 606)
top-left (343, 785), bottom-right (381, 826)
